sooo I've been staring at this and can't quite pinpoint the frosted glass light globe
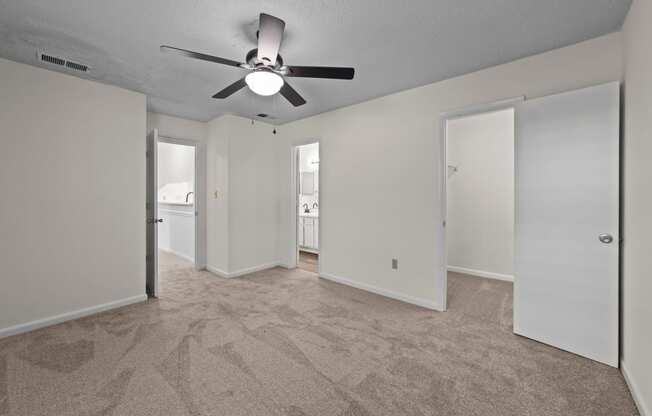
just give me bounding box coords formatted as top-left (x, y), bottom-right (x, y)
top-left (245, 70), bottom-right (284, 96)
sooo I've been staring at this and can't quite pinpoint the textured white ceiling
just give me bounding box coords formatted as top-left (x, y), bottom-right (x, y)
top-left (0, 0), bottom-right (632, 124)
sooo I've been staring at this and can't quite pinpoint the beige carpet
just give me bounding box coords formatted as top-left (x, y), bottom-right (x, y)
top-left (0, 263), bottom-right (638, 415)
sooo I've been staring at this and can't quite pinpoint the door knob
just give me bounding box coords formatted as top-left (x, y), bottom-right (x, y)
top-left (599, 234), bottom-right (613, 244)
top-left (148, 218), bottom-right (164, 224)
top-left (156, 218), bottom-right (163, 223)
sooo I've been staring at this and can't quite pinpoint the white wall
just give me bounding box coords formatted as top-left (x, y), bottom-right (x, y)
top-left (622, 1), bottom-right (652, 414)
top-left (228, 117), bottom-right (280, 272)
top-left (206, 116), bottom-right (280, 276)
top-left (277, 33), bottom-right (622, 310)
top-left (447, 109), bottom-right (514, 279)
top-left (206, 116), bottom-right (230, 272)
top-left (0, 58), bottom-right (146, 334)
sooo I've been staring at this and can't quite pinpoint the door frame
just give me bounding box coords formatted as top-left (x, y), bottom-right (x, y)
top-left (289, 140), bottom-right (320, 272)
top-left (146, 129), bottom-right (159, 297)
top-left (436, 96), bottom-right (523, 311)
top-left (156, 134), bottom-right (207, 271)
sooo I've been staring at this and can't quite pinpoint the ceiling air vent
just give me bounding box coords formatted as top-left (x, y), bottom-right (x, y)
top-left (65, 60), bottom-right (89, 72)
top-left (38, 51), bottom-right (90, 73)
top-left (40, 53), bottom-right (66, 67)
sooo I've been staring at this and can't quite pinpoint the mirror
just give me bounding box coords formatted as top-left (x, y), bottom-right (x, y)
top-left (301, 172), bottom-right (315, 195)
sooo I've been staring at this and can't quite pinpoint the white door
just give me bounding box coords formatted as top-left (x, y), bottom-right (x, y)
top-left (514, 82), bottom-right (619, 367)
top-left (146, 129), bottom-right (160, 297)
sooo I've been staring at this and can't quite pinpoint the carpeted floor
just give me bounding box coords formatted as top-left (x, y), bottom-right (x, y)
top-left (0, 259), bottom-right (638, 415)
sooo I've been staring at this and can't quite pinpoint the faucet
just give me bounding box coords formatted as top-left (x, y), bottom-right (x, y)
top-left (185, 191), bottom-right (194, 203)
top-left (303, 203), bottom-right (310, 213)
top-left (312, 202), bottom-right (319, 209)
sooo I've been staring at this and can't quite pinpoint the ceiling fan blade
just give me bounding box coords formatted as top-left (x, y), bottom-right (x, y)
top-left (161, 45), bottom-right (243, 68)
top-left (285, 66), bottom-right (355, 80)
top-left (212, 78), bottom-right (247, 99)
top-left (257, 13), bottom-right (285, 66)
top-left (280, 82), bottom-right (307, 107)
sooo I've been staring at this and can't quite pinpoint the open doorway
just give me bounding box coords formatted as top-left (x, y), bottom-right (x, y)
top-left (146, 129), bottom-right (204, 298)
top-left (438, 84), bottom-right (619, 367)
top-left (295, 142), bottom-right (320, 273)
top-left (444, 107), bottom-right (515, 317)
top-left (157, 140), bottom-right (196, 275)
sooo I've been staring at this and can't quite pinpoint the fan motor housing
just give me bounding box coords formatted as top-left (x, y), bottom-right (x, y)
top-left (246, 48), bottom-right (284, 68)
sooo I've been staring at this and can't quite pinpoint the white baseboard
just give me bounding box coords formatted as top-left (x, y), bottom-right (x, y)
top-left (206, 265), bottom-right (230, 278)
top-left (621, 360), bottom-right (650, 416)
top-left (299, 247), bottom-right (319, 255)
top-left (206, 261), bottom-right (281, 279)
top-left (0, 294), bottom-right (148, 339)
top-left (319, 272), bottom-right (442, 311)
top-left (447, 266), bottom-right (514, 282)
top-left (159, 248), bottom-right (195, 264)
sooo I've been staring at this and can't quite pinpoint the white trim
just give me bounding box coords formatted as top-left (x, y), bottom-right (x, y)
top-left (447, 266), bottom-right (514, 282)
top-left (437, 96), bottom-right (523, 312)
top-left (319, 272), bottom-right (442, 311)
top-left (440, 96), bottom-right (525, 120)
top-left (205, 265), bottom-right (230, 278)
top-left (621, 360), bottom-right (650, 416)
top-left (205, 265), bottom-right (231, 278)
top-left (0, 294), bottom-right (147, 339)
top-left (299, 247), bottom-right (319, 255)
top-left (206, 261), bottom-right (281, 279)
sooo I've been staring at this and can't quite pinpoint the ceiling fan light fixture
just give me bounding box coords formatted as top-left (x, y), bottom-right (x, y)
top-left (245, 70), bottom-right (284, 96)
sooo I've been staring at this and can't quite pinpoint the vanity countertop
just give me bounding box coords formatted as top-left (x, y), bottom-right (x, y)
top-left (159, 201), bottom-right (194, 207)
top-left (300, 212), bottom-right (319, 218)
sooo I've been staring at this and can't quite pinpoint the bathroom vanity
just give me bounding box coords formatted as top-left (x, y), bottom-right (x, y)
top-left (299, 212), bottom-right (319, 253)
top-left (158, 201), bottom-right (195, 262)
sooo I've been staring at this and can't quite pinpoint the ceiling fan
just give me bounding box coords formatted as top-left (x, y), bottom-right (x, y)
top-left (161, 13), bottom-right (355, 107)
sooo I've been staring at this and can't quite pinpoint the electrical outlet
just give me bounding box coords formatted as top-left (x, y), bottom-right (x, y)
top-left (392, 258), bottom-right (398, 270)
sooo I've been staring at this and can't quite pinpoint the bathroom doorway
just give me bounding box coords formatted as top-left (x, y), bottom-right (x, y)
top-left (295, 142), bottom-right (320, 273)
top-left (146, 128), bottom-right (206, 298)
top-left (157, 139), bottom-right (196, 275)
